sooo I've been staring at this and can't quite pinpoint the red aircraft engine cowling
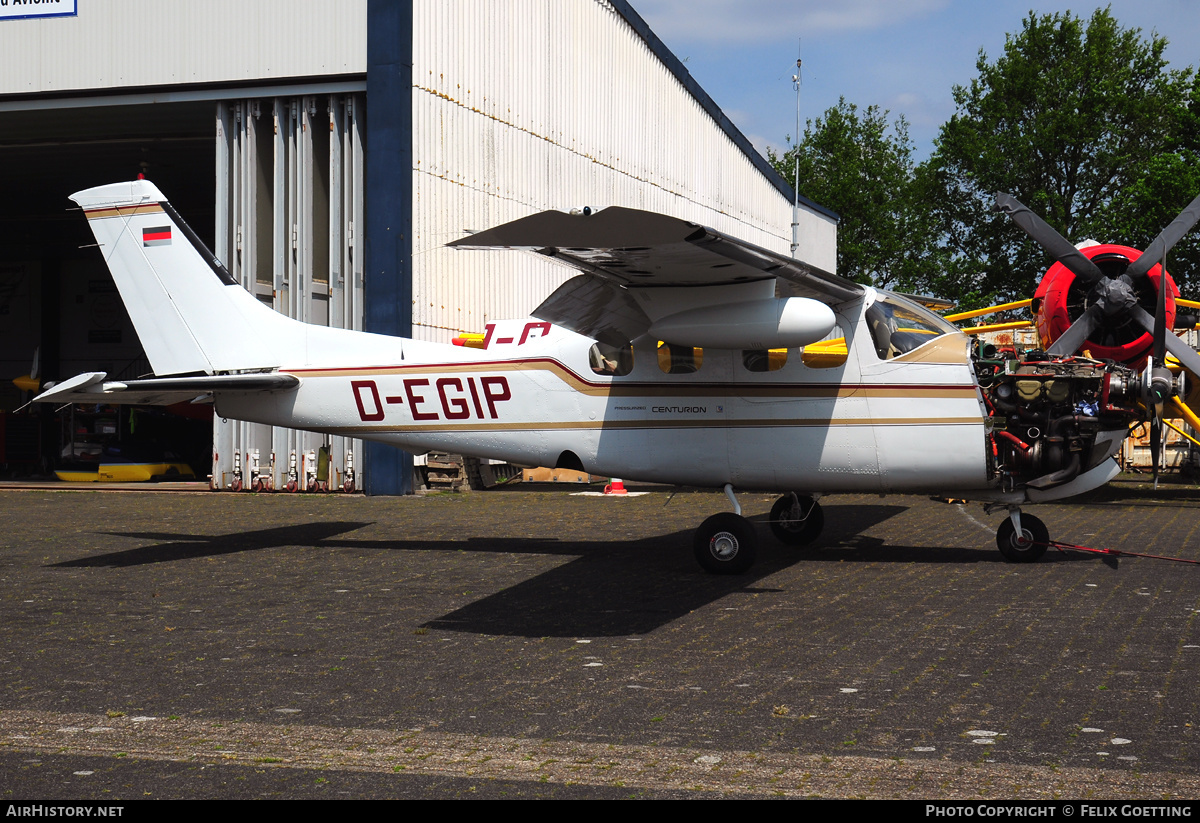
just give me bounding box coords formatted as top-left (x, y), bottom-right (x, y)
top-left (1033, 243), bottom-right (1179, 368)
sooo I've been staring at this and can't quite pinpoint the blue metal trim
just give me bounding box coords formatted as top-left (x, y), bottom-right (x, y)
top-left (364, 0), bottom-right (414, 495)
top-left (609, 0), bottom-right (838, 222)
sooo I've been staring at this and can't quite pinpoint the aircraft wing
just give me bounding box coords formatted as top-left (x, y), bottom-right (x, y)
top-left (34, 372), bottom-right (299, 407)
top-left (449, 207), bottom-right (862, 345)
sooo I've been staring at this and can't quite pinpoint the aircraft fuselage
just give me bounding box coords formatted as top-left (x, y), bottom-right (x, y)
top-left (217, 310), bottom-right (993, 495)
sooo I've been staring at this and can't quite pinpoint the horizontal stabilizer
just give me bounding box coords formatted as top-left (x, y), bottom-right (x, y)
top-left (34, 372), bottom-right (299, 407)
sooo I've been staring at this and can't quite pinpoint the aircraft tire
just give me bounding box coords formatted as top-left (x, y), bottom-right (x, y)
top-left (694, 512), bottom-right (756, 574)
top-left (769, 494), bottom-right (823, 546)
top-left (996, 514), bottom-right (1048, 563)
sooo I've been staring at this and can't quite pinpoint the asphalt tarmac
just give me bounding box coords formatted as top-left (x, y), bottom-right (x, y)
top-left (2, 478), bottom-right (1200, 799)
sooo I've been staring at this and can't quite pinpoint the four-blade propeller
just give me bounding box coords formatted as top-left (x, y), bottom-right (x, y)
top-left (996, 191), bottom-right (1200, 480)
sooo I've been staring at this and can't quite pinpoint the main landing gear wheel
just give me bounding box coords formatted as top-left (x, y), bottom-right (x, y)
top-left (694, 512), bottom-right (757, 575)
top-left (996, 513), bottom-right (1049, 563)
top-left (769, 494), bottom-right (824, 546)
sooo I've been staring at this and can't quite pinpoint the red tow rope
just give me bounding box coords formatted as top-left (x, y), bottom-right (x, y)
top-left (1044, 539), bottom-right (1200, 565)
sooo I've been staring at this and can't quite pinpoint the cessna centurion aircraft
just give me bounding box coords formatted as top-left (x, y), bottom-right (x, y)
top-left (36, 180), bottom-right (1177, 573)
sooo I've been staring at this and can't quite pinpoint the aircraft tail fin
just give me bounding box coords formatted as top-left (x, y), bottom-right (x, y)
top-left (70, 180), bottom-right (300, 376)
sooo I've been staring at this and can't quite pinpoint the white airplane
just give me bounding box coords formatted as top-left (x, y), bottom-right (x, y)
top-left (37, 180), bottom-right (1160, 573)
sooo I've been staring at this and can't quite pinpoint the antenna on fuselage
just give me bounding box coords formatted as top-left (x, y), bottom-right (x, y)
top-left (790, 40), bottom-right (802, 258)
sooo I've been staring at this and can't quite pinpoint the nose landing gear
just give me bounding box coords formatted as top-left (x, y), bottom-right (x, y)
top-left (994, 506), bottom-right (1048, 563)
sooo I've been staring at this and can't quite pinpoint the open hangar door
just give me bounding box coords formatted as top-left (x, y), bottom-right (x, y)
top-left (0, 100), bottom-right (217, 480)
top-left (0, 93), bottom-right (366, 489)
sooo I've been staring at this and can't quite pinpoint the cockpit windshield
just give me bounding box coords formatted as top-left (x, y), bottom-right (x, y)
top-left (865, 292), bottom-right (957, 360)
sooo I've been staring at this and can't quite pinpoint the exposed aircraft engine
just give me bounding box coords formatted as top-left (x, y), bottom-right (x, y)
top-left (975, 351), bottom-right (1143, 492)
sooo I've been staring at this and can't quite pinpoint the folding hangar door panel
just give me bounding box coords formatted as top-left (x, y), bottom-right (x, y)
top-left (213, 94), bottom-right (365, 493)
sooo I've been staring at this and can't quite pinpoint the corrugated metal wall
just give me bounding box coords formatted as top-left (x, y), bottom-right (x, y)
top-left (409, 0), bottom-right (837, 343)
top-left (0, 0), bottom-right (367, 96)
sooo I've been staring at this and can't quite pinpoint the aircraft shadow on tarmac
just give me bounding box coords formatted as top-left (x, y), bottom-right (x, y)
top-left (43, 502), bottom-right (1115, 637)
top-left (54, 522), bottom-right (375, 567)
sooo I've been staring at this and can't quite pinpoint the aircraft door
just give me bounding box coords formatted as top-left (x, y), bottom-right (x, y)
top-left (727, 311), bottom-right (881, 491)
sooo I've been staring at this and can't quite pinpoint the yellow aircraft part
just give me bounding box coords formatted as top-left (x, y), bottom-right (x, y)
top-left (1169, 396), bottom-right (1200, 432)
top-left (1163, 417), bottom-right (1200, 450)
top-left (962, 320), bottom-right (1034, 335)
top-left (12, 375), bottom-right (39, 392)
top-left (943, 299), bottom-right (1033, 323)
top-left (55, 463), bottom-right (196, 483)
top-left (454, 332), bottom-right (487, 349)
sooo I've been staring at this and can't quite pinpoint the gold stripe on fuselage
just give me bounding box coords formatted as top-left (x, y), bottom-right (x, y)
top-left (320, 416), bottom-right (984, 436)
top-left (289, 359), bottom-right (978, 400)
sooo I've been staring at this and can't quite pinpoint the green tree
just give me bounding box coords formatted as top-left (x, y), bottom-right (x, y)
top-left (924, 7), bottom-right (1200, 306)
top-left (769, 99), bottom-right (936, 290)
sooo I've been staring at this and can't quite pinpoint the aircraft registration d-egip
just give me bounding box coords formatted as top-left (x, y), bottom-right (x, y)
top-left (37, 180), bottom-right (1162, 573)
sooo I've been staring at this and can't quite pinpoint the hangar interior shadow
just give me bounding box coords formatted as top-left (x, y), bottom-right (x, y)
top-left (0, 101), bottom-right (216, 475)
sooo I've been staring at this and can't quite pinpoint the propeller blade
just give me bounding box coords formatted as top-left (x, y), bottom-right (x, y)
top-left (1151, 416), bottom-right (1161, 488)
top-left (1154, 252), bottom-right (1168, 365)
top-left (995, 193), bottom-right (1105, 285)
top-left (1125, 191), bottom-right (1200, 279)
top-left (1046, 306), bottom-right (1101, 356)
top-left (1162, 333), bottom-right (1200, 382)
top-left (1130, 304), bottom-right (1200, 378)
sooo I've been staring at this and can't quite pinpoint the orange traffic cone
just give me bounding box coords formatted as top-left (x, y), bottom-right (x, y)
top-left (603, 478), bottom-right (628, 495)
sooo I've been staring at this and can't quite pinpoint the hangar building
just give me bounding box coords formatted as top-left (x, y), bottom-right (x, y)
top-left (0, 0), bottom-right (837, 494)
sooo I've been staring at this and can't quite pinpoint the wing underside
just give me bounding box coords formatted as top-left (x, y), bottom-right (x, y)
top-left (449, 207), bottom-right (861, 344)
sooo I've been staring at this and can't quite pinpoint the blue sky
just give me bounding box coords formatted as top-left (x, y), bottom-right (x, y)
top-left (634, 0), bottom-right (1200, 161)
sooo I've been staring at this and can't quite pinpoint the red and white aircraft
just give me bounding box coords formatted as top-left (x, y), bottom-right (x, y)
top-left (37, 180), bottom-right (1159, 572)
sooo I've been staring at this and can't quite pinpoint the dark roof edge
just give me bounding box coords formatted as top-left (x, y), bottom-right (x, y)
top-left (610, 0), bottom-right (838, 222)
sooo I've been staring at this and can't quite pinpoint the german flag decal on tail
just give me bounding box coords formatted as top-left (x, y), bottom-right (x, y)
top-left (142, 226), bottom-right (171, 246)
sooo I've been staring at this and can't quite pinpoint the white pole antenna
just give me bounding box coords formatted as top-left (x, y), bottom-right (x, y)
top-left (790, 41), bottom-right (802, 257)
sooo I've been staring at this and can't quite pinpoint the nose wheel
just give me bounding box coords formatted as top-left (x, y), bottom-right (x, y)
top-left (995, 510), bottom-right (1048, 563)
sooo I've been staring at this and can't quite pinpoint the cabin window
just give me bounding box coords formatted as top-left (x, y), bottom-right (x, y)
top-left (657, 342), bottom-right (703, 374)
top-left (800, 338), bottom-right (847, 368)
top-left (865, 294), bottom-right (953, 360)
top-left (588, 342), bottom-right (634, 376)
top-left (797, 323), bottom-right (848, 369)
top-left (742, 348), bottom-right (787, 372)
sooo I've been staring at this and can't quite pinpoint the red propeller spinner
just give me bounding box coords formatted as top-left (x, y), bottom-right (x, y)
top-left (1032, 243), bottom-right (1178, 368)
